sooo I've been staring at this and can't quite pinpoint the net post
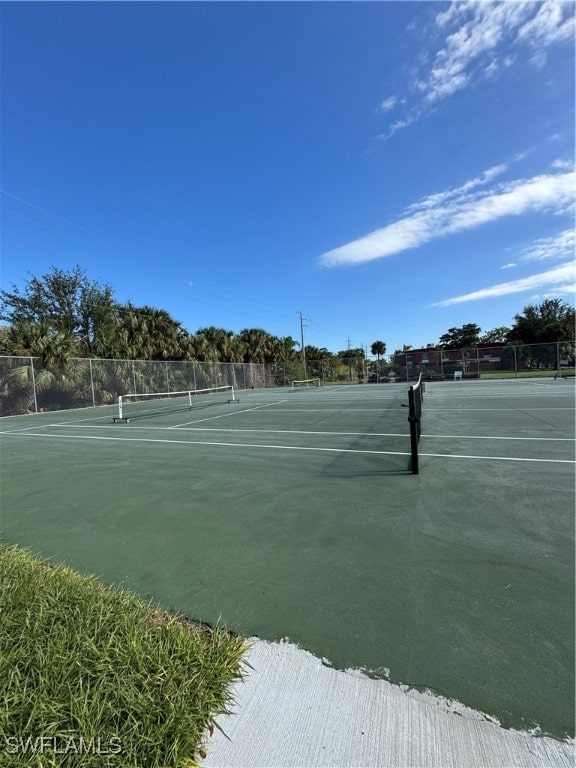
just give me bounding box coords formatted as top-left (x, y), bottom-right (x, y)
top-left (407, 374), bottom-right (424, 475)
top-left (113, 395), bottom-right (128, 423)
top-left (408, 387), bottom-right (419, 475)
top-left (227, 386), bottom-right (238, 403)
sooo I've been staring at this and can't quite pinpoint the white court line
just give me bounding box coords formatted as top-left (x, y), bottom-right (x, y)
top-left (46, 424), bottom-right (412, 437)
top-left (419, 451), bottom-right (575, 464)
top-left (0, 430), bottom-right (410, 457)
top-left (0, 423), bottom-right (57, 433)
top-left (236, 408), bottom-right (398, 412)
top-left (48, 412), bottom-right (118, 424)
top-left (1, 430), bottom-right (574, 464)
top-left (204, 406), bottom-right (575, 413)
top-left (42, 423), bottom-right (576, 442)
top-left (425, 407), bottom-right (574, 411)
top-left (169, 399), bottom-right (290, 427)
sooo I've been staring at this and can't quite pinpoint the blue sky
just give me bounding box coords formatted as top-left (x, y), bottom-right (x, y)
top-left (1, 1), bottom-right (574, 355)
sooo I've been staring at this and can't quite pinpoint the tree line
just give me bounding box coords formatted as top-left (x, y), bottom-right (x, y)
top-left (0, 266), bottom-right (574, 368)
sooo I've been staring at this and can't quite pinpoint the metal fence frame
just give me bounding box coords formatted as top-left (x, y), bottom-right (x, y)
top-left (0, 357), bottom-right (271, 417)
top-left (0, 341), bottom-right (574, 416)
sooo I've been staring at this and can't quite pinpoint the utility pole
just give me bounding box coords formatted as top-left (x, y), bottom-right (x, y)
top-left (347, 337), bottom-right (352, 382)
top-left (299, 312), bottom-right (308, 378)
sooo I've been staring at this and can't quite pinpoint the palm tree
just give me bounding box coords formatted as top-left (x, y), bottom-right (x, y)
top-left (274, 336), bottom-right (300, 362)
top-left (189, 332), bottom-right (221, 362)
top-left (116, 305), bottom-right (191, 361)
top-left (238, 328), bottom-right (277, 364)
top-left (0, 322), bottom-right (79, 367)
top-left (194, 327), bottom-right (243, 362)
top-left (371, 340), bottom-right (386, 362)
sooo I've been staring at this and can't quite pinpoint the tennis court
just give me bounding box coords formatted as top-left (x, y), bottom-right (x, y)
top-left (0, 378), bottom-right (574, 738)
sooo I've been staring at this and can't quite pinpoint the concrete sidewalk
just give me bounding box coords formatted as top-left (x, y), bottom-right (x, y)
top-left (203, 639), bottom-right (574, 768)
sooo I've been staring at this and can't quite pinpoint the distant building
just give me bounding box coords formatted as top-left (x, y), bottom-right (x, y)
top-left (393, 343), bottom-right (506, 371)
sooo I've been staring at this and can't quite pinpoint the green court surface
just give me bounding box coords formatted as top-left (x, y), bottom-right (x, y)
top-left (1, 379), bottom-right (574, 738)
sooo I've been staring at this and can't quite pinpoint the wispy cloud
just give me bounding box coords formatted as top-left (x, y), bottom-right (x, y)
top-left (381, 1), bottom-right (575, 138)
top-left (518, 229), bottom-right (575, 262)
top-left (405, 163), bottom-right (508, 214)
top-left (535, 284), bottom-right (576, 299)
top-left (551, 158), bottom-right (574, 171)
top-left (432, 262), bottom-right (576, 307)
top-left (319, 168), bottom-right (575, 267)
top-left (378, 96), bottom-right (397, 113)
top-left (516, 0), bottom-right (576, 46)
top-left (501, 263), bottom-right (517, 270)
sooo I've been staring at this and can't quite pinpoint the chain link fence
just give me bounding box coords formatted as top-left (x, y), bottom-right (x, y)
top-left (367, 341), bottom-right (575, 382)
top-left (0, 358), bottom-right (271, 417)
top-left (1, 342), bottom-right (574, 416)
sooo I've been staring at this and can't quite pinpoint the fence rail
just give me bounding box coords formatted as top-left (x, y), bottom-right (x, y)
top-left (369, 341), bottom-right (576, 382)
top-left (0, 341), bottom-right (574, 416)
top-left (0, 358), bottom-right (271, 417)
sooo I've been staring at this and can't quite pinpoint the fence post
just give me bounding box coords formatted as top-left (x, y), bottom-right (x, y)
top-left (513, 345), bottom-right (518, 376)
top-left (89, 358), bottom-right (96, 407)
top-left (30, 357), bottom-right (39, 413)
top-left (556, 342), bottom-right (561, 376)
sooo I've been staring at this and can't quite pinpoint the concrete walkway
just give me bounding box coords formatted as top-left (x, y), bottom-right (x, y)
top-left (203, 639), bottom-right (574, 768)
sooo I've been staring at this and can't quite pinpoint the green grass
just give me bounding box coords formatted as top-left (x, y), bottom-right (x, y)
top-left (480, 369), bottom-right (575, 379)
top-left (0, 545), bottom-right (247, 767)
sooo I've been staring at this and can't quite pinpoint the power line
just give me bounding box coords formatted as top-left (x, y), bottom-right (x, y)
top-left (1, 190), bottom-right (103, 236)
top-left (0, 227), bottom-right (77, 260)
top-left (1, 207), bottom-right (95, 249)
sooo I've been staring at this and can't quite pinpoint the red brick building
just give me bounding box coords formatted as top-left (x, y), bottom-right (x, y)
top-left (392, 343), bottom-right (507, 373)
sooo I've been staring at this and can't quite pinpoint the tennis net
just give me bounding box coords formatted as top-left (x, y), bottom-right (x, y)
top-left (113, 385), bottom-right (237, 422)
top-left (408, 374), bottom-right (425, 474)
top-left (291, 378), bottom-right (321, 391)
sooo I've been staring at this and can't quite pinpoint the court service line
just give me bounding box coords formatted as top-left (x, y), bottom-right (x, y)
top-left (44, 423), bottom-right (576, 442)
top-left (1, 430), bottom-right (574, 464)
top-left (235, 408), bottom-right (399, 412)
top-left (0, 430), bottom-right (410, 457)
top-left (419, 451), bottom-right (576, 464)
top-left (424, 407), bottom-right (575, 411)
top-left (169, 399), bottom-right (290, 427)
top-left (47, 424), bottom-right (413, 437)
top-left (0, 423), bottom-right (56, 433)
top-left (171, 427), bottom-right (574, 442)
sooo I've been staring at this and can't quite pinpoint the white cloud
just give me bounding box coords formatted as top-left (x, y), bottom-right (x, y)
top-left (379, 116), bottom-right (415, 140)
top-left (516, 1), bottom-right (576, 46)
top-left (539, 283), bottom-right (576, 299)
top-left (380, 1), bottom-right (575, 137)
top-left (378, 96), bottom-right (397, 112)
top-left (518, 229), bottom-right (575, 262)
top-left (406, 163), bottom-right (508, 214)
top-left (319, 169), bottom-right (575, 267)
top-left (551, 158), bottom-right (574, 170)
top-left (432, 262), bottom-right (576, 307)
top-left (501, 263), bottom-right (517, 269)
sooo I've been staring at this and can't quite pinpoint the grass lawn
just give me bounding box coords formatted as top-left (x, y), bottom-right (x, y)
top-left (480, 369), bottom-right (575, 379)
top-left (0, 544), bottom-right (247, 767)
